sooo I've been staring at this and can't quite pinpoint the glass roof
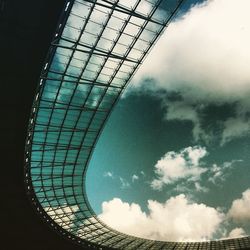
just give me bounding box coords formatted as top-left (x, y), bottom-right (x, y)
top-left (24, 0), bottom-right (250, 249)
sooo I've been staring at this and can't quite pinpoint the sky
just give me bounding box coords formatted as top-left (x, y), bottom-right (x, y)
top-left (86, 0), bottom-right (250, 242)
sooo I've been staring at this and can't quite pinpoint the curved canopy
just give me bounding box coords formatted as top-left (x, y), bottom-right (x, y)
top-left (24, 0), bottom-right (250, 249)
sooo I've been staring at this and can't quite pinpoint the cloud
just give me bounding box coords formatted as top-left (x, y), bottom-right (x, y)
top-left (220, 227), bottom-right (246, 240)
top-left (128, 0), bottom-right (250, 144)
top-left (98, 194), bottom-right (224, 241)
top-left (172, 181), bottom-right (208, 197)
top-left (162, 101), bottom-right (206, 142)
top-left (208, 164), bottom-right (227, 184)
top-left (103, 171), bottom-right (114, 178)
top-left (228, 189), bottom-right (250, 222)
top-left (103, 172), bottom-right (132, 189)
top-left (207, 160), bottom-right (241, 184)
top-left (119, 177), bottom-right (130, 189)
top-left (228, 227), bottom-right (246, 238)
top-left (151, 146), bottom-right (207, 190)
top-left (173, 183), bottom-right (192, 194)
top-left (140, 171), bottom-right (145, 176)
top-left (151, 146), bottom-right (241, 192)
top-left (132, 174), bottom-right (139, 182)
top-left (194, 182), bottom-right (208, 193)
top-left (221, 117), bottom-right (250, 145)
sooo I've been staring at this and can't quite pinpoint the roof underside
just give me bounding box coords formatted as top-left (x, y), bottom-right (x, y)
top-left (24, 0), bottom-right (250, 249)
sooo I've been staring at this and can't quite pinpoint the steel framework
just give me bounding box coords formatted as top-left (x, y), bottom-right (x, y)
top-left (24, 0), bottom-right (250, 249)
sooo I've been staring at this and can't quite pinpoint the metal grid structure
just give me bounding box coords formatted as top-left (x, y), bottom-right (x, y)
top-left (24, 0), bottom-right (250, 249)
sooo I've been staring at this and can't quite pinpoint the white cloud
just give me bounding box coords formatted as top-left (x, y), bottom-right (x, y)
top-left (163, 101), bottom-right (206, 142)
top-left (140, 171), bottom-right (145, 176)
top-left (173, 183), bottom-right (192, 194)
top-left (103, 171), bottom-right (114, 178)
top-left (128, 0), bottom-right (250, 144)
top-left (151, 147), bottom-right (241, 192)
top-left (208, 164), bottom-right (225, 184)
top-left (208, 160), bottom-right (241, 184)
top-left (133, 0), bottom-right (250, 100)
top-left (151, 146), bottom-right (207, 190)
top-left (228, 189), bottom-right (250, 222)
top-left (132, 174), bottom-right (139, 182)
top-left (172, 181), bottom-right (209, 197)
top-left (119, 177), bottom-right (130, 189)
top-left (228, 227), bottom-right (246, 238)
top-left (103, 172), bottom-right (132, 189)
top-left (194, 182), bottom-right (208, 193)
top-left (221, 117), bottom-right (250, 145)
top-left (98, 195), bottom-right (224, 241)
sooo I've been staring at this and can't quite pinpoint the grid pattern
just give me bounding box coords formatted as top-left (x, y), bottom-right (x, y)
top-left (24, 0), bottom-right (250, 249)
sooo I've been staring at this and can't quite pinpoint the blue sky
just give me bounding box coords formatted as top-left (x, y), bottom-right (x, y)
top-left (86, 0), bottom-right (250, 241)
